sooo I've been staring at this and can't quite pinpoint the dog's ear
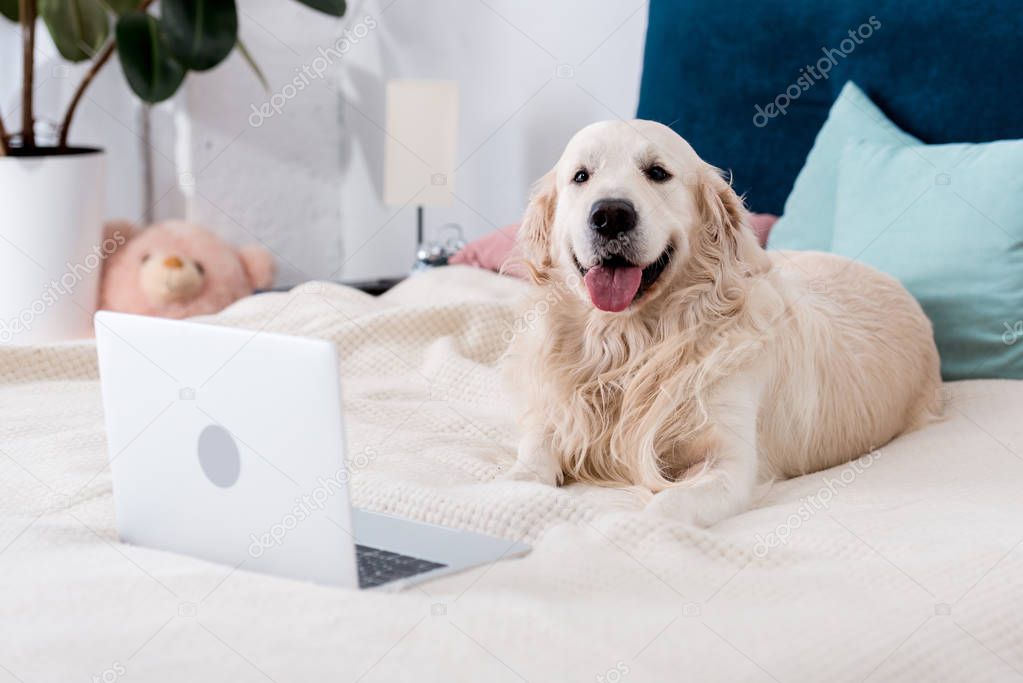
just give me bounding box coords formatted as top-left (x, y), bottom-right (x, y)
top-left (518, 168), bottom-right (558, 282)
top-left (695, 167), bottom-right (771, 276)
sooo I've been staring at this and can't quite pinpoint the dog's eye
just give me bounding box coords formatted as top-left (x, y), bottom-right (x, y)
top-left (572, 169), bottom-right (589, 184)
top-left (141, 253), bottom-right (150, 263)
top-left (644, 165), bottom-right (672, 183)
top-left (195, 261), bottom-right (205, 276)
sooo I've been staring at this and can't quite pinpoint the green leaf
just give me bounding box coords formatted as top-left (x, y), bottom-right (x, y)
top-left (236, 38), bottom-right (269, 91)
top-left (0, 0), bottom-right (18, 22)
top-left (39, 0), bottom-right (110, 62)
top-left (116, 12), bottom-right (187, 103)
top-left (292, 0), bottom-right (346, 17)
top-left (101, 0), bottom-right (140, 14)
top-left (162, 0), bottom-right (238, 71)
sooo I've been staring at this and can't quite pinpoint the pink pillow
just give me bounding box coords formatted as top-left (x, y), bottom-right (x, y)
top-left (448, 223), bottom-right (520, 272)
top-left (450, 214), bottom-right (779, 276)
top-left (747, 213), bottom-right (778, 249)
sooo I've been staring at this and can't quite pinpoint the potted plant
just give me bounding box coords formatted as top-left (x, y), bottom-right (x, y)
top-left (0, 0), bottom-right (344, 344)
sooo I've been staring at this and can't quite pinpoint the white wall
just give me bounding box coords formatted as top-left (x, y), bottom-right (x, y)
top-left (2, 0), bottom-right (648, 285)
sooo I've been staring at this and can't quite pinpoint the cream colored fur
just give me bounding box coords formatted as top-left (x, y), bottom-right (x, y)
top-left (504, 120), bottom-right (942, 527)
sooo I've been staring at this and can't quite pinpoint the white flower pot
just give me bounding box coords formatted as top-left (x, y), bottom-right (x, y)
top-left (0, 149), bottom-right (107, 344)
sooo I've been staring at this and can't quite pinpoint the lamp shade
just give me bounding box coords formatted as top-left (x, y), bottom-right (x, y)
top-left (383, 80), bottom-right (459, 207)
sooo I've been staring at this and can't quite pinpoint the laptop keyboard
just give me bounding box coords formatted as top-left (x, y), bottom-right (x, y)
top-left (355, 544), bottom-right (446, 589)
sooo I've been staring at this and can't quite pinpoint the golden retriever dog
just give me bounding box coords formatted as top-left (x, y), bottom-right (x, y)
top-left (503, 120), bottom-right (941, 526)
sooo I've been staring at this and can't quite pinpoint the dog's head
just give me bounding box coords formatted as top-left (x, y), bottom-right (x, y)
top-left (521, 120), bottom-right (768, 313)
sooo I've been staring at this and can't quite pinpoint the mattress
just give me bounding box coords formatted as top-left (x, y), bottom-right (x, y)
top-left (1, 266), bottom-right (1020, 681)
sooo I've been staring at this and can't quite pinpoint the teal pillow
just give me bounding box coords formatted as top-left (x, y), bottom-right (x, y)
top-left (832, 138), bottom-right (1023, 380)
top-left (768, 82), bottom-right (919, 251)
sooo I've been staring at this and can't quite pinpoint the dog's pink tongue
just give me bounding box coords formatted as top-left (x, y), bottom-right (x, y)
top-left (583, 265), bottom-right (643, 312)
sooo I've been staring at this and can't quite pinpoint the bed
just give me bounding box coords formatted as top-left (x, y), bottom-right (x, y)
top-left (2, 266), bottom-right (1022, 681)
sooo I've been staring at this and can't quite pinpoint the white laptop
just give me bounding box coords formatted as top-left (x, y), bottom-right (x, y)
top-left (94, 311), bottom-right (529, 590)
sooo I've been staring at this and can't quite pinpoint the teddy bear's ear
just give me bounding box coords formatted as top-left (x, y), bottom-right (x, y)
top-left (103, 219), bottom-right (137, 245)
top-left (239, 245), bottom-right (276, 290)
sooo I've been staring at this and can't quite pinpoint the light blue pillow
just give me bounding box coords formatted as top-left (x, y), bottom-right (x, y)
top-left (768, 82), bottom-right (919, 251)
top-left (831, 138), bottom-right (1023, 380)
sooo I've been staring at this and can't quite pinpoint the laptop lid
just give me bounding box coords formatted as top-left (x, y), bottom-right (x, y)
top-left (94, 311), bottom-right (359, 588)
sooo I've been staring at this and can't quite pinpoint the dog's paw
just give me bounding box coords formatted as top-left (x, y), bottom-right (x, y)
top-left (498, 461), bottom-right (560, 486)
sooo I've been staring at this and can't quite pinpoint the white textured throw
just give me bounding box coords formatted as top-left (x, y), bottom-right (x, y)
top-left (1, 266), bottom-right (1021, 682)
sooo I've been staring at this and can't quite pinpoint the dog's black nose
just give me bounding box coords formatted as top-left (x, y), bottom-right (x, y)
top-left (589, 199), bottom-right (637, 237)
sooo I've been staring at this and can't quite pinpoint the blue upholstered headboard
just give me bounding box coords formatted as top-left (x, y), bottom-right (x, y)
top-left (636, 1), bottom-right (1023, 214)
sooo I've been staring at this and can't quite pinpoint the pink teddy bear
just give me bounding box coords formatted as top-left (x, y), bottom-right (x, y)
top-left (99, 220), bottom-right (275, 319)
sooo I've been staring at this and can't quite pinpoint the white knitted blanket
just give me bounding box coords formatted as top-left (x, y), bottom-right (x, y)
top-left (2, 266), bottom-right (1021, 682)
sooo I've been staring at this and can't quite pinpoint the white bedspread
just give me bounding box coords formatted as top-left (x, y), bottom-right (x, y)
top-left (2, 266), bottom-right (1021, 682)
